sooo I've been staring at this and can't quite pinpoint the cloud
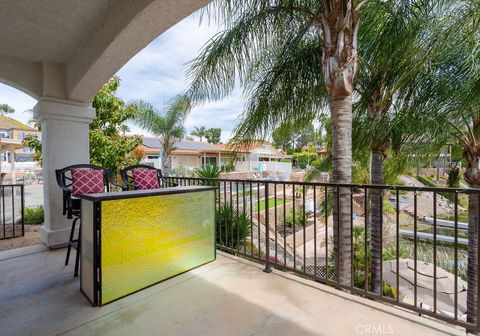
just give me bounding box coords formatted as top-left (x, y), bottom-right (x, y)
top-left (116, 13), bottom-right (244, 143)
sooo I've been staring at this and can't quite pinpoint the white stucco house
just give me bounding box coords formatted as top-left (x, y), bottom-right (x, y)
top-left (140, 137), bottom-right (292, 175)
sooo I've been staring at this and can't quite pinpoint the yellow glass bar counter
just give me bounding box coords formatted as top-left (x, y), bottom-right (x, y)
top-left (78, 186), bottom-right (216, 306)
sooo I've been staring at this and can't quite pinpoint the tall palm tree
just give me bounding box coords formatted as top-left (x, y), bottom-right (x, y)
top-left (405, 1), bottom-right (480, 325)
top-left (354, 0), bottom-right (447, 294)
top-left (133, 95), bottom-right (191, 173)
top-left (191, 126), bottom-right (207, 141)
top-left (187, 0), bottom-right (363, 287)
top-left (119, 124), bottom-right (130, 136)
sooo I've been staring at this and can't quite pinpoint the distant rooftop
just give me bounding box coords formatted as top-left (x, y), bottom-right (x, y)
top-left (0, 116), bottom-right (36, 131)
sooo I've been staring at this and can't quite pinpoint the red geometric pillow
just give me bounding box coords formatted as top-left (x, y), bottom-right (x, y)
top-left (132, 169), bottom-right (160, 190)
top-left (71, 168), bottom-right (105, 195)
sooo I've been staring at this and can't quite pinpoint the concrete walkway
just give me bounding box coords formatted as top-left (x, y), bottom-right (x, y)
top-left (0, 245), bottom-right (466, 336)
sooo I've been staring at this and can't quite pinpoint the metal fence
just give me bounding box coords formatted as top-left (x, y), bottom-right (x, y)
top-left (0, 184), bottom-right (24, 240)
top-left (166, 176), bottom-right (480, 332)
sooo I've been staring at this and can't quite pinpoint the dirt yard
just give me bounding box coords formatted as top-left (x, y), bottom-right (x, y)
top-left (0, 225), bottom-right (42, 251)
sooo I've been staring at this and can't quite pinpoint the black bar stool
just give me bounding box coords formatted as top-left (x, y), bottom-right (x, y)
top-left (56, 164), bottom-right (120, 276)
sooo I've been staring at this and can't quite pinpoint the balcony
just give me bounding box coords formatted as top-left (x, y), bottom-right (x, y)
top-left (0, 244), bottom-right (464, 336)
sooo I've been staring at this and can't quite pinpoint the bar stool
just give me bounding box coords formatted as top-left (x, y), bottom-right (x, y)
top-left (120, 164), bottom-right (176, 190)
top-left (56, 164), bottom-right (118, 276)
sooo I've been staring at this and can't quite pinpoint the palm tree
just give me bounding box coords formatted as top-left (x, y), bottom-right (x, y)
top-left (133, 95), bottom-right (191, 173)
top-left (191, 126), bottom-right (207, 141)
top-left (119, 124), bottom-right (130, 136)
top-left (353, 0), bottom-right (447, 294)
top-left (0, 104), bottom-right (14, 116)
top-left (405, 1), bottom-right (480, 325)
top-left (187, 0), bottom-right (363, 287)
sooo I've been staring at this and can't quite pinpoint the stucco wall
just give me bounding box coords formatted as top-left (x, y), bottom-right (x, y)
top-left (171, 155), bottom-right (200, 169)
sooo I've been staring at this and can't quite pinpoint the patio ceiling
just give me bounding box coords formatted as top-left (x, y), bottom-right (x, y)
top-left (0, 0), bottom-right (210, 102)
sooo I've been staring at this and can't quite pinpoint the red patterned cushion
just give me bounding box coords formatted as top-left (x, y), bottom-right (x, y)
top-left (71, 168), bottom-right (104, 195)
top-left (133, 169), bottom-right (159, 190)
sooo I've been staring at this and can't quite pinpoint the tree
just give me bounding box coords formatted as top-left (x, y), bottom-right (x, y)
top-left (90, 77), bottom-right (142, 174)
top-left (187, 0), bottom-right (364, 285)
top-left (133, 95), bottom-right (191, 173)
top-left (353, 0), bottom-right (446, 294)
top-left (205, 128), bottom-right (222, 144)
top-left (272, 123), bottom-right (294, 151)
top-left (0, 104), bottom-right (14, 116)
top-left (119, 124), bottom-right (130, 136)
top-left (404, 1), bottom-right (480, 325)
top-left (191, 126), bottom-right (207, 141)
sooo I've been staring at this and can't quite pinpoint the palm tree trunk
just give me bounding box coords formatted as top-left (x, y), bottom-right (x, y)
top-left (331, 95), bottom-right (353, 286)
top-left (465, 161), bottom-right (480, 326)
top-left (370, 149), bottom-right (384, 294)
top-left (467, 191), bottom-right (479, 326)
top-left (321, 1), bottom-right (359, 287)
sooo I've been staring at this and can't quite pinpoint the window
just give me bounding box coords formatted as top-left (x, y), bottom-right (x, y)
top-left (147, 155), bottom-right (159, 159)
top-left (201, 156), bottom-right (217, 166)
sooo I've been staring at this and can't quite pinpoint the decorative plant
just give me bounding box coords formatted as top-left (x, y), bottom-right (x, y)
top-left (216, 203), bottom-right (252, 250)
top-left (25, 205), bottom-right (44, 225)
top-left (194, 164), bottom-right (221, 179)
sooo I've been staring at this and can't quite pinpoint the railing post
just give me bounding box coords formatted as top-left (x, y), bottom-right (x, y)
top-left (263, 181), bottom-right (272, 273)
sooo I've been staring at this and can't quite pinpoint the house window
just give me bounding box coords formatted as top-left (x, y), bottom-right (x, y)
top-left (201, 156), bottom-right (217, 166)
top-left (147, 155), bottom-right (159, 159)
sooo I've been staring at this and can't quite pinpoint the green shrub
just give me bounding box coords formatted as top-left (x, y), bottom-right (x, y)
top-left (194, 164), bottom-right (221, 179)
top-left (447, 167), bottom-right (460, 188)
top-left (194, 164), bottom-right (221, 186)
top-left (216, 203), bottom-right (252, 249)
top-left (25, 205), bottom-right (44, 225)
top-left (285, 208), bottom-right (311, 228)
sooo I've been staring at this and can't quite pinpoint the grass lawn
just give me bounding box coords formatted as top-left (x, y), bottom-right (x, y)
top-left (256, 198), bottom-right (284, 211)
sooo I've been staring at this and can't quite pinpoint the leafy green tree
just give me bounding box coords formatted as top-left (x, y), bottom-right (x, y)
top-left (0, 104), bottom-right (14, 116)
top-left (205, 128), bottom-right (222, 144)
top-left (133, 95), bottom-right (191, 173)
top-left (90, 77), bottom-right (141, 174)
top-left (191, 126), bottom-right (207, 141)
top-left (188, 0), bottom-right (365, 286)
top-left (272, 123), bottom-right (294, 151)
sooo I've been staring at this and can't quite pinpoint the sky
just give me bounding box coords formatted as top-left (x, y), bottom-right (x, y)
top-left (0, 13), bottom-right (243, 143)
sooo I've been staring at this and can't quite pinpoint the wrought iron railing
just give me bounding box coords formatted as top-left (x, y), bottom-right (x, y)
top-left (165, 176), bottom-right (480, 332)
top-left (0, 184), bottom-right (24, 240)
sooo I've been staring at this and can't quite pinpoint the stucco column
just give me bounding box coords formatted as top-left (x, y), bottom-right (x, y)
top-left (34, 98), bottom-right (95, 247)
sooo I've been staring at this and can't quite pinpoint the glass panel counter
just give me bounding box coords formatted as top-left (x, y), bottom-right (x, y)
top-left (78, 186), bottom-right (216, 306)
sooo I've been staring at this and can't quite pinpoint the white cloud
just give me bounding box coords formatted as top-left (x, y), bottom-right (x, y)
top-left (116, 13), bottom-right (244, 143)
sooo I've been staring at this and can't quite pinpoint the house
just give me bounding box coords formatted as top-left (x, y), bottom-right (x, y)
top-left (0, 116), bottom-right (40, 162)
top-left (139, 137), bottom-right (292, 175)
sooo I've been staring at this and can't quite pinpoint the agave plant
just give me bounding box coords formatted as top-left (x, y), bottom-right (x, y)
top-left (216, 203), bottom-right (252, 250)
top-left (194, 164), bottom-right (220, 179)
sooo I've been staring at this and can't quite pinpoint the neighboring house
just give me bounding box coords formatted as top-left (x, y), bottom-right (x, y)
top-left (139, 138), bottom-right (292, 175)
top-left (0, 116), bottom-right (40, 163)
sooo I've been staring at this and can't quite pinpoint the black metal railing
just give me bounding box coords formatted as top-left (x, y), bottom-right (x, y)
top-left (165, 176), bottom-right (480, 332)
top-left (0, 184), bottom-right (24, 240)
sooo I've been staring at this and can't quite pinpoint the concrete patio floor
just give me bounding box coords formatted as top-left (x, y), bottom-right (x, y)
top-left (0, 245), bottom-right (466, 336)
